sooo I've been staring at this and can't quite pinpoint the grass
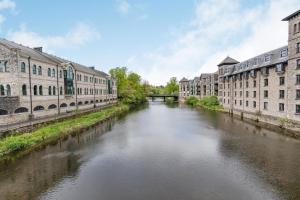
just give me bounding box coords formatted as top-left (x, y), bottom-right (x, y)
top-left (0, 104), bottom-right (129, 158)
top-left (186, 96), bottom-right (223, 111)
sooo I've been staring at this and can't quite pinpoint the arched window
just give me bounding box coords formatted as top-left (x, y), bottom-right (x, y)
top-left (48, 68), bottom-right (51, 77)
top-left (21, 62), bottom-right (26, 73)
top-left (60, 103), bottom-right (67, 108)
top-left (34, 105), bottom-right (44, 111)
top-left (33, 85), bottom-right (38, 95)
top-left (22, 84), bottom-right (27, 96)
top-left (6, 84), bottom-right (11, 96)
top-left (15, 107), bottom-right (28, 113)
top-left (0, 85), bottom-right (4, 96)
top-left (0, 109), bottom-right (8, 115)
top-left (39, 86), bottom-right (43, 95)
top-left (70, 102), bottom-right (75, 107)
top-left (38, 66), bottom-right (42, 75)
top-left (32, 65), bottom-right (37, 74)
top-left (78, 101), bottom-right (83, 105)
top-left (48, 104), bottom-right (57, 109)
top-left (0, 60), bottom-right (8, 72)
top-left (60, 86), bottom-right (63, 95)
top-left (52, 68), bottom-right (55, 77)
top-left (48, 86), bottom-right (52, 95)
top-left (85, 101), bottom-right (89, 105)
top-left (53, 86), bottom-right (56, 95)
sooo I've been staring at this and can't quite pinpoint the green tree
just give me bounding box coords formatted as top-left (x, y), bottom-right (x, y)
top-left (165, 77), bottom-right (179, 94)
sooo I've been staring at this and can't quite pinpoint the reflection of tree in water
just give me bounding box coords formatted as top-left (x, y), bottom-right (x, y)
top-left (215, 114), bottom-right (300, 200)
top-left (0, 119), bottom-right (116, 200)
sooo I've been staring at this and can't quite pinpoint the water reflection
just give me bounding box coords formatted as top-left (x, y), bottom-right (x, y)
top-left (0, 103), bottom-right (299, 200)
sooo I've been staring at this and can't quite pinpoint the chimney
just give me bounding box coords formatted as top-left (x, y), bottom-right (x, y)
top-left (89, 66), bottom-right (95, 70)
top-left (33, 47), bottom-right (43, 52)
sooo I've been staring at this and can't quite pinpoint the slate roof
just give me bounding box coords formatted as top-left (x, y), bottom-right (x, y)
top-left (0, 38), bottom-right (109, 77)
top-left (282, 9), bottom-right (300, 21)
top-left (179, 77), bottom-right (189, 82)
top-left (217, 56), bottom-right (239, 67)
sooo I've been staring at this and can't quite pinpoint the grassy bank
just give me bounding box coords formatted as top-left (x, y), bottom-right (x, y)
top-left (186, 96), bottom-right (223, 111)
top-left (0, 104), bottom-right (129, 158)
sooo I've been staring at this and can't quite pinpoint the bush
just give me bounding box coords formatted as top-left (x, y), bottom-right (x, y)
top-left (186, 96), bottom-right (200, 106)
top-left (186, 96), bottom-right (222, 111)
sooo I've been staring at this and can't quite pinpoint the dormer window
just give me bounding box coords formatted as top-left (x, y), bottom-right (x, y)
top-left (261, 67), bottom-right (269, 76)
top-left (280, 49), bottom-right (288, 57)
top-left (250, 70), bottom-right (256, 78)
top-left (264, 54), bottom-right (271, 62)
top-left (253, 58), bottom-right (258, 66)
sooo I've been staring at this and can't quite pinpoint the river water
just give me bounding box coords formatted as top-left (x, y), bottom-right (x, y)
top-left (0, 103), bottom-right (299, 200)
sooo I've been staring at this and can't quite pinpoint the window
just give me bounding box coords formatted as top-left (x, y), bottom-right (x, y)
top-left (48, 86), bottom-right (52, 95)
top-left (0, 85), bottom-right (4, 96)
top-left (294, 24), bottom-right (298, 34)
top-left (52, 69), bottom-right (55, 77)
top-left (240, 91), bottom-right (242, 97)
top-left (279, 103), bottom-right (285, 112)
top-left (246, 91), bottom-right (249, 98)
top-left (38, 66), bottom-right (42, 75)
top-left (297, 59), bottom-right (300, 69)
top-left (38, 86), bottom-right (42, 95)
top-left (279, 77), bottom-right (285, 85)
top-left (234, 91), bottom-right (236, 97)
top-left (297, 75), bottom-right (300, 85)
top-left (264, 90), bottom-right (268, 98)
top-left (246, 81), bottom-right (249, 88)
top-left (253, 101), bottom-right (256, 108)
top-left (296, 105), bottom-right (300, 114)
top-left (297, 42), bottom-right (300, 53)
top-left (22, 84), bottom-right (27, 96)
top-left (296, 90), bottom-right (300, 99)
top-left (264, 102), bottom-right (268, 110)
top-left (280, 49), bottom-right (288, 57)
top-left (33, 85), bottom-right (38, 95)
top-left (240, 82), bottom-right (242, 88)
top-left (275, 63), bottom-right (284, 72)
top-left (53, 86), bottom-right (56, 95)
top-left (253, 80), bottom-right (256, 88)
top-left (246, 101), bottom-right (248, 107)
top-left (253, 91), bottom-right (256, 98)
top-left (21, 62), bottom-right (26, 73)
top-left (240, 100), bottom-right (242, 106)
top-left (264, 54), bottom-right (271, 62)
top-left (6, 84), bottom-right (11, 96)
top-left (48, 68), bottom-right (51, 77)
top-left (264, 79), bottom-right (268, 86)
top-left (279, 90), bottom-right (285, 99)
top-left (235, 100), bottom-right (236, 105)
top-left (60, 86), bottom-right (63, 95)
top-left (0, 60), bottom-right (8, 72)
top-left (32, 65), bottom-right (37, 75)
top-left (261, 67), bottom-right (269, 76)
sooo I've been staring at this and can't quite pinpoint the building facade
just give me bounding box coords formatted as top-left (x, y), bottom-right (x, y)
top-left (0, 39), bottom-right (117, 126)
top-left (179, 9), bottom-right (300, 128)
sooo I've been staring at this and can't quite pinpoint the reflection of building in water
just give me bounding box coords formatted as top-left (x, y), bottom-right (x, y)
top-left (0, 119), bottom-right (115, 200)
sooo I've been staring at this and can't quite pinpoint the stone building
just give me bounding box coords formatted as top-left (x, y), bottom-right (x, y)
top-left (0, 39), bottom-right (117, 126)
top-left (179, 77), bottom-right (190, 99)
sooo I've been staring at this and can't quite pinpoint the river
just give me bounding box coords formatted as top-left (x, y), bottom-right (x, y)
top-left (0, 103), bottom-right (299, 200)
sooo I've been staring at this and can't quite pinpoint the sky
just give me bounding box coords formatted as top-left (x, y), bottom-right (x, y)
top-left (0, 0), bottom-right (300, 85)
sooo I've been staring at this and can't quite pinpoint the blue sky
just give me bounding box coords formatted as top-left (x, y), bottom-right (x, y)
top-left (0, 0), bottom-right (300, 85)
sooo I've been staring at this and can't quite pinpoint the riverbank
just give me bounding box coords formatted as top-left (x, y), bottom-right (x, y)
top-left (185, 96), bottom-right (300, 139)
top-left (0, 104), bottom-right (129, 159)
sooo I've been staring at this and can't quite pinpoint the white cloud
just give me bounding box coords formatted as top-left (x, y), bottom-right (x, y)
top-left (6, 22), bottom-right (101, 52)
top-left (126, 0), bottom-right (300, 85)
top-left (0, 0), bottom-right (15, 10)
top-left (116, 0), bottom-right (130, 14)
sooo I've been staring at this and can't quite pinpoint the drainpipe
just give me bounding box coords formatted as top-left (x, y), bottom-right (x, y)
top-left (56, 64), bottom-right (60, 114)
top-left (93, 75), bottom-right (96, 108)
top-left (75, 70), bottom-right (78, 110)
top-left (28, 56), bottom-right (33, 117)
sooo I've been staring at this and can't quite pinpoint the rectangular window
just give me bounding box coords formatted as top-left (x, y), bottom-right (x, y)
top-left (240, 82), bottom-right (242, 88)
top-left (279, 77), bottom-right (285, 85)
top-left (240, 100), bottom-right (242, 106)
top-left (235, 100), bottom-right (236, 105)
top-left (235, 91), bottom-right (237, 97)
top-left (280, 49), bottom-right (288, 57)
top-left (246, 91), bottom-right (249, 98)
top-left (264, 102), bottom-right (268, 110)
top-left (253, 91), bottom-right (256, 98)
top-left (246, 81), bottom-right (249, 88)
top-left (264, 79), bottom-right (268, 86)
top-left (294, 24), bottom-right (298, 34)
top-left (296, 105), bottom-right (300, 114)
top-left (297, 75), bottom-right (300, 85)
top-left (297, 59), bottom-right (300, 69)
top-left (297, 42), bottom-right (300, 53)
top-left (264, 55), bottom-right (271, 62)
top-left (275, 63), bottom-right (284, 72)
top-left (253, 80), bottom-right (256, 88)
top-left (279, 103), bottom-right (285, 112)
top-left (240, 91), bottom-right (242, 97)
top-left (264, 90), bottom-right (268, 98)
top-left (296, 90), bottom-right (300, 99)
top-left (253, 101), bottom-right (256, 108)
top-left (246, 101), bottom-right (248, 107)
top-left (279, 90), bottom-right (285, 99)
